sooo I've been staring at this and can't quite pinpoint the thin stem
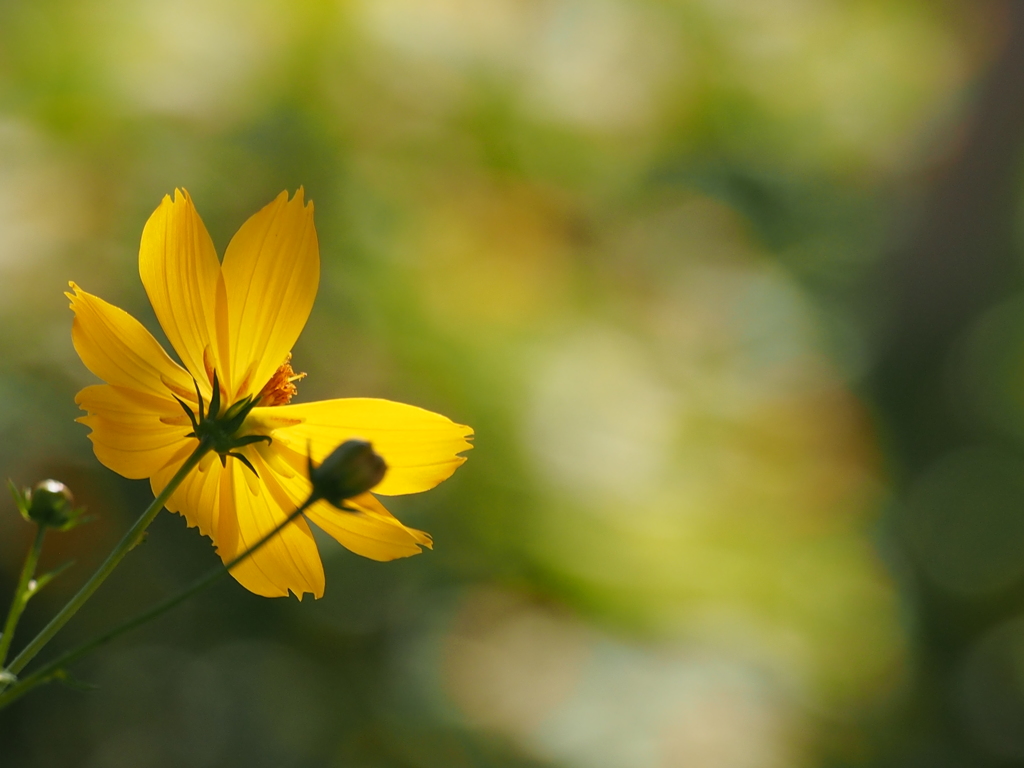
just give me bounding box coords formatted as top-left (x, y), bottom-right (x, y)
top-left (0, 494), bottom-right (318, 709)
top-left (0, 526), bottom-right (46, 668)
top-left (0, 440), bottom-right (212, 689)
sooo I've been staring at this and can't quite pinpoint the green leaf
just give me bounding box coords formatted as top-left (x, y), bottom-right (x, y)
top-left (53, 669), bottom-right (97, 692)
top-left (25, 561), bottom-right (75, 599)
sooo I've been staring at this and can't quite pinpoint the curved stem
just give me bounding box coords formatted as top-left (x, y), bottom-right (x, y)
top-left (0, 525), bottom-right (46, 667)
top-left (0, 440), bottom-right (212, 689)
top-left (0, 494), bottom-right (318, 709)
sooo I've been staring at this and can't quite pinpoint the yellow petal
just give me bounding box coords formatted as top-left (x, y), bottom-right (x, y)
top-left (221, 189), bottom-right (319, 401)
top-left (156, 452), bottom-right (224, 543)
top-left (67, 284), bottom-right (194, 398)
top-left (306, 494), bottom-right (432, 561)
top-left (261, 450), bottom-right (431, 561)
top-left (76, 384), bottom-right (195, 480)
top-left (217, 450), bottom-right (325, 599)
top-left (150, 446), bottom-right (243, 571)
top-left (138, 190), bottom-right (224, 387)
top-left (247, 398), bottom-right (473, 496)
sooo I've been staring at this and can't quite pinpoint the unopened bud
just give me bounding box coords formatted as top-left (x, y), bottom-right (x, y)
top-left (26, 480), bottom-right (77, 528)
top-left (309, 440), bottom-right (387, 508)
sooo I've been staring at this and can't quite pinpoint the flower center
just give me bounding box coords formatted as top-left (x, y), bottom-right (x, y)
top-left (173, 356), bottom-right (306, 477)
top-left (258, 354), bottom-right (306, 407)
top-left (174, 372), bottom-right (271, 476)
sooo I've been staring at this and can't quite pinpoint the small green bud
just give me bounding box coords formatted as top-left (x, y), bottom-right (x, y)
top-left (25, 480), bottom-right (81, 529)
top-left (309, 440), bottom-right (387, 508)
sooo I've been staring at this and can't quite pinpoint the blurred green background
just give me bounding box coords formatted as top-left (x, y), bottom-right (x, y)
top-left (1, 0), bottom-right (1022, 766)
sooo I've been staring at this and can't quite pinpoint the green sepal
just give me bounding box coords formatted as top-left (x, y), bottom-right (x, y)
top-left (174, 372), bottom-right (271, 474)
top-left (53, 511), bottom-right (92, 533)
top-left (224, 451), bottom-right (259, 478)
top-left (174, 395), bottom-right (200, 434)
top-left (8, 480), bottom-right (29, 522)
top-left (207, 372), bottom-right (220, 420)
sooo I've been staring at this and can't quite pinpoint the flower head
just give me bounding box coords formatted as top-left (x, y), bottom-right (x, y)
top-left (68, 189), bottom-right (473, 598)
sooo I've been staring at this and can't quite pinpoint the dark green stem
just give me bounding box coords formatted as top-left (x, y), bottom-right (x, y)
top-left (0, 494), bottom-right (317, 709)
top-left (0, 526), bottom-right (46, 668)
top-left (0, 440), bottom-right (213, 691)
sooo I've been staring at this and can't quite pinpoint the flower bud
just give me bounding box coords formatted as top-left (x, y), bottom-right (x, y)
top-left (309, 440), bottom-right (387, 508)
top-left (26, 480), bottom-right (77, 528)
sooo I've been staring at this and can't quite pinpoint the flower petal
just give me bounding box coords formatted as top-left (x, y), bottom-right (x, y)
top-left (76, 384), bottom-right (195, 479)
top-left (153, 451), bottom-right (243, 562)
top-left (157, 449), bottom-right (325, 599)
top-left (248, 398), bottom-right (473, 496)
top-left (306, 494), bottom-right (432, 561)
top-left (221, 189), bottom-right (319, 401)
top-left (138, 190), bottom-right (224, 386)
top-left (67, 284), bottom-right (194, 398)
top-left (155, 451), bottom-right (225, 543)
top-left (259, 447), bottom-right (431, 561)
top-left (228, 454), bottom-right (323, 598)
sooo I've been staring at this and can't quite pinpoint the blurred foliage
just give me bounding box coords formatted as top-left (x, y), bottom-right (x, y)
top-left (0, 1), bottom-right (1014, 767)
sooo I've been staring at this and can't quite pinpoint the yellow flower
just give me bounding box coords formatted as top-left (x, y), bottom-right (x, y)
top-left (68, 189), bottom-right (473, 599)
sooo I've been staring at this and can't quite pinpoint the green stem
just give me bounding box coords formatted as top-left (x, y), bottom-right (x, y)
top-left (0, 526), bottom-right (46, 668)
top-left (0, 440), bottom-right (212, 690)
top-left (0, 494), bottom-right (318, 709)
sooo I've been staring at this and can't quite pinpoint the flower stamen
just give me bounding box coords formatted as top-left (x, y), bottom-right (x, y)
top-left (258, 354), bottom-right (306, 407)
